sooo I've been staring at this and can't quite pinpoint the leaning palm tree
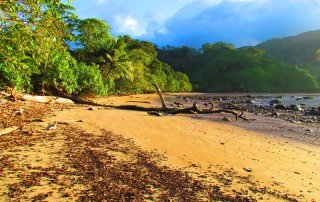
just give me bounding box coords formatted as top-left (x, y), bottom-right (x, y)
top-left (101, 38), bottom-right (133, 81)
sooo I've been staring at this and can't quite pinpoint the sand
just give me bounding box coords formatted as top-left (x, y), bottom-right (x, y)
top-left (45, 94), bottom-right (320, 201)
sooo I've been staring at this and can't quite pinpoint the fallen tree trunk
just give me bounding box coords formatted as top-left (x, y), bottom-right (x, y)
top-left (51, 85), bottom-right (246, 121)
top-left (170, 103), bottom-right (240, 120)
top-left (152, 84), bottom-right (167, 109)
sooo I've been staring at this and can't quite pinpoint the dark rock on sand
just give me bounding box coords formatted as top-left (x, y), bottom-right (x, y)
top-left (270, 100), bottom-right (282, 105)
top-left (289, 105), bottom-right (302, 111)
top-left (274, 104), bottom-right (287, 110)
top-left (243, 167), bottom-right (253, 172)
top-left (303, 96), bottom-right (315, 100)
top-left (222, 117), bottom-right (232, 122)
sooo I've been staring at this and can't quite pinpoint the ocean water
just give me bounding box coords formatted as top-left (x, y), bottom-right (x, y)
top-left (255, 95), bottom-right (320, 108)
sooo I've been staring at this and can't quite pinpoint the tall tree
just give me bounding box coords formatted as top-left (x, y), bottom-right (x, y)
top-left (0, 0), bottom-right (77, 93)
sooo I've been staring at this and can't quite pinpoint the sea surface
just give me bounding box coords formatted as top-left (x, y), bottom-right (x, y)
top-left (255, 95), bottom-right (320, 108)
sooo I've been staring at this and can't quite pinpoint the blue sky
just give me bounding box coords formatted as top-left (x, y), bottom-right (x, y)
top-left (69, 0), bottom-right (320, 47)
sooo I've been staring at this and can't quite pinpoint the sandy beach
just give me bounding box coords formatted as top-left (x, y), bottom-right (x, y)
top-left (1, 93), bottom-right (320, 201)
top-left (51, 94), bottom-right (320, 201)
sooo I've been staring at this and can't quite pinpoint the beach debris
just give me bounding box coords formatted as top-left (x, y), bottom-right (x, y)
top-left (306, 129), bottom-right (313, 133)
top-left (271, 112), bottom-right (280, 117)
top-left (274, 104), bottom-right (287, 110)
top-left (127, 101), bottom-right (151, 104)
top-left (14, 108), bottom-right (24, 115)
top-left (47, 121), bottom-right (57, 130)
top-left (222, 117), bottom-right (232, 122)
top-left (302, 96), bottom-right (315, 100)
top-left (54, 97), bottom-right (74, 104)
top-left (23, 94), bottom-right (55, 103)
top-left (22, 94), bottom-right (74, 104)
top-left (243, 167), bottom-right (253, 172)
top-left (51, 84), bottom-right (245, 121)
top-left (57, 120), bottom-right (85, 124)
top-left (270, 99), bottom-right (282, 105)
top-left (173, 101), bottom-right (184, 107)
top-left (307, 109), bottom-right (320, 116)
top-left (147, 111), bottom-right (162, 117)
top-left (27, 118), bottom-right (46, 123)
top-left (0, 126), bottom-right (19, 136)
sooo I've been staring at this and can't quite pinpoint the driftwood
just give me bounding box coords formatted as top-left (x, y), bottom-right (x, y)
top-left (52, 85), bottom-right (246, 121)
top-left (152, 84), bottom-right (167, 109)
top-left (22, 95), bottom-right (74, 104)
top-left (11, 86), bottom-right (17, 102)
top-left (0, 126), bottom-right (19, 136)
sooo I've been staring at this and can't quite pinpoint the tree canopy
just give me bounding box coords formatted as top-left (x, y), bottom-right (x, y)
top-left (158, 42), bottom-right (320, 93)
top-left (0, 1), bottom-right (191, 95)
top-left (1, 1), bottom-right (318, 95)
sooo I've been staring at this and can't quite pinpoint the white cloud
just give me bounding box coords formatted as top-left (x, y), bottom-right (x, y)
top-left (96, 0), bottom-right (108, 4)
top-left (114, 15), bottom-right (146, 36)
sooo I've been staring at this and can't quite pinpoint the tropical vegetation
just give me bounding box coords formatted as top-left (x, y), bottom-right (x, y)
top-left (1, 1), bottom-right (319, 95)
top-left (0, 1), bottom-right (191, 96)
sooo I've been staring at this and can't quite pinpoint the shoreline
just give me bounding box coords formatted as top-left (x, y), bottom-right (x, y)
top-left (48, 94), bottom-right (320, 201)
top-left (1, 93), bottom-right (320, 201)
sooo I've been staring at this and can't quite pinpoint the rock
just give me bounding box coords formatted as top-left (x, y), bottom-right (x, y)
top-left (271, 112), bottom-right (280, 117)
top-left (307, 109), bottom-right (320, 116)
top-left (289, 105), bottom-right (302, 111)
top-left (88, 107), bottom-right (94, 110)
top-left (173, 101), bottom-right (184, 107)
top-left (303, 96), bottom-right (315, 100)
top-left (245, 100), bottom-right (255, 104)
top-left (47, 122), bottom-right (57, 130)
top-left (147, 111), bottom-right (162, 117)
top-left (290, 120), bottom-right (298, 124)
top-left (222, 117), bottom-right (232, 122)
top-left (274, 104), bottom-right (287, 110)
top-left (270, 99), bottom-right (282, 105)
top-left (243, 167), bottom-right (252, 172)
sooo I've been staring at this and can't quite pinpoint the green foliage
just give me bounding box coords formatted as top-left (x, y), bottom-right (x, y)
top-left (0, 1), bottom-right (191, 95)
top-left (256, 30), bottom-right (320, 81)
top-left (76, 18), bottom-right (112, 52)
top-left (75, 63), bottom-right (107, 95)
top-left (158, 43), bottom-right (319, 93)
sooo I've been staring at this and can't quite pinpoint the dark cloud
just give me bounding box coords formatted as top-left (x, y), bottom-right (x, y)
top-left (141, 0), bottom-right (320, 47)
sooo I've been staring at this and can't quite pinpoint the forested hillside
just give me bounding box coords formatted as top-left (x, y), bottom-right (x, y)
top-left (256, 30), bottom-right (320, 82)
top-left (0, 1), bottom-right (192, 96)
top-left (1, 1), bottom-right (319, 95)
top-left (158, 42), bottom-right (320, 93)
